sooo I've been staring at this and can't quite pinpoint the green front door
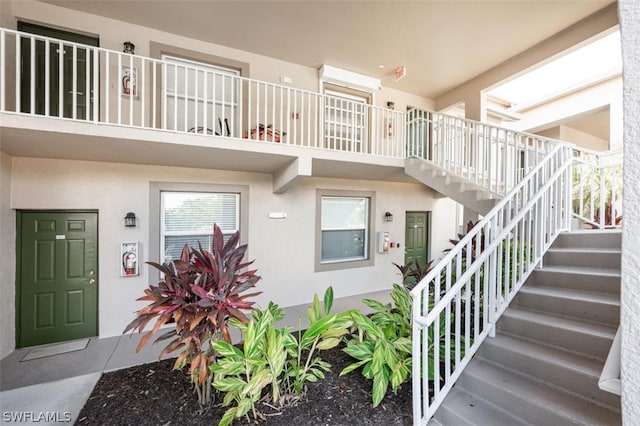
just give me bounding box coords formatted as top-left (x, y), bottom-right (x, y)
top-left (18, 211), bottom-right (98, 348)
top-left (405, 211), bottom-right (430, 267)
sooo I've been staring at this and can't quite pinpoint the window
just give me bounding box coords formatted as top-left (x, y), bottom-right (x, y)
top-left (316, 191), bottom-right (374, 271)
top-left (323, 85), bottom-right (370, 153)
top-left (163, 55), bottom-right (239, 136)
top-left (160, 191), bottom-right (239, 263)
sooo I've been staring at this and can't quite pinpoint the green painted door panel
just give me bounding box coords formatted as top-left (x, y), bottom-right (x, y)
top-left (18, 212), bottom-right (98, 347)
top-left (405, 212), bottom-right (429, 267)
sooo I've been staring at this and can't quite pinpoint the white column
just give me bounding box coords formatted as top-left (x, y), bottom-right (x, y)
top-left (619, 1), bottom-right (640, 424)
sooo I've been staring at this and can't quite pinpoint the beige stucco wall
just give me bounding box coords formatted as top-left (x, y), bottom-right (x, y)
top-left (7, 0), bottom-right (434, 116)
top-left (537, 125), bottom-right (609, 151)
top-left (0, 153), bottom-right (16, 359)
top-left (7, 156), bottom-right (457, 341)
top-left (619, 1), bottom-right (640, 423)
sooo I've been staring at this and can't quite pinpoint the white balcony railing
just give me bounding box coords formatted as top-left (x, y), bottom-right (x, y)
top-left (0, 28), bottom-right (406, 157)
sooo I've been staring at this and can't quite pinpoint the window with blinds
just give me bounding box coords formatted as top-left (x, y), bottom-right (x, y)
top-left (161, 191), bottom-right (239, 263)
top-left (324, 89), bottom-right (369, 153)
top-left (163, 55), bottom-right (239, 136)
top-left (320, 196), bottom-right (369, 263)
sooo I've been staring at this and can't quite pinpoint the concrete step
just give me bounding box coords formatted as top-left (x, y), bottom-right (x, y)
top-left (497, 308), bottom-right (616, 361)
top-left (432, 387), bottom-right (531, 426)
top-left (527, 266), bottom-right (620, 295)
top-left (478, 333), bottom-right (621, 411)
top-left (458, 359), bottom-right (621, 426)
top-left (512, 286), bottom-right (620, 325)
top-left (553, 231), bottom-right (622, 250)
top-left (543, 247), bottom-right (621, 270)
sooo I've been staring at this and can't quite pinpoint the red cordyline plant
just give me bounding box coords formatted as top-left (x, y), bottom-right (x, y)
top-left (123, 224), bottom-right (262, 406)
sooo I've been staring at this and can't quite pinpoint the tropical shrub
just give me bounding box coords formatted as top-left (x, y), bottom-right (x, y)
top-left (123, 224), bottom-right (261, 406)
top-left (211, 287), bottom-right (354, 426)
top-left (340, 284), bottom-right (413, 407)
top-left (394, 258), bottom-right (433, 290)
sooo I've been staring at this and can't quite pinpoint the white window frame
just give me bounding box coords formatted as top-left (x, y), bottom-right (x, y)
top-left (316, 190), bottom-right (375, 272)
top-left (160, 191), bottom-right (240, 263)
top-left (162, 55), bottom-right (240, 136)
top-left (323, 88), bottom-right (369, 153)
top-left (149, 182), bottom-right (249, 283)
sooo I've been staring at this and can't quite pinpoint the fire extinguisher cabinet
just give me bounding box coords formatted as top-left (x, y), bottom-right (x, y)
top-left (121, 242), bottom-right (139, 276)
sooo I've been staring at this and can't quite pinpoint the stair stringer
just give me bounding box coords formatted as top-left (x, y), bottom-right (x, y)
top-left (404, 157), bottom-right (500, 215)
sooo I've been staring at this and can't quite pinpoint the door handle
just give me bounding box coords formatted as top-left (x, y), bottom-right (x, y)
top-left (88, 278), bottom-right (96, 285)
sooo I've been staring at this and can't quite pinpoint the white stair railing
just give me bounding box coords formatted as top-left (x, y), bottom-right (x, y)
top-left (410, 141), bottom-right (574, 425)
top-left (406, 109), bottom-right (555, 198)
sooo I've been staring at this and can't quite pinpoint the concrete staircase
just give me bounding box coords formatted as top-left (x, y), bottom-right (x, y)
top-left (431, 231), bottom-right (621, 426)
top-left (405, 157), bottom-right (500, 215)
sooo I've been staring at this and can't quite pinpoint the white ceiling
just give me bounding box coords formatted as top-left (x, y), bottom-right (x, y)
top-left (43, 0), bottom-right (614, 99)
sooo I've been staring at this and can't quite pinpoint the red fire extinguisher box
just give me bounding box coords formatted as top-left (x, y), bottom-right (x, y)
top-left (120, 242), bottom-right (139, 277)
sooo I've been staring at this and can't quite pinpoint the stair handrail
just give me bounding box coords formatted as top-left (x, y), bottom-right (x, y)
top-left (406, 108), bottom-right (563, 199)
top-left (410, 141), bottom-right (575, 425)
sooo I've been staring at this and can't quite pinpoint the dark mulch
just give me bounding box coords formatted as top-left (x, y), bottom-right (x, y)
top-left (76, 344), bottom-right (412, 426)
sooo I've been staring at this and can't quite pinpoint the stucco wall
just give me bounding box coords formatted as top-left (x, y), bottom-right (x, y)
top-left (8, 157), bottom-right (458, 340)
top-left (619, 1), bottom-right (640, 423)
top-left (7, 0), bottom-right (435, 114)
top-left (537, 124), bottom-right (609, 151)
top-left (0, 153), bottom-right (16, 359)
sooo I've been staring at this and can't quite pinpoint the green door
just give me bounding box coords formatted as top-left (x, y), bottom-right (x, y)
top-left (18, 22), bottom-right (99, 120)
top-left (405, 211), bottom-right (430, 267)
top-left (18, 211), bottom-right (98, 347)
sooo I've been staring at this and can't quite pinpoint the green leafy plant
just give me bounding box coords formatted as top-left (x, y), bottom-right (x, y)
top-left (123, 224), bottom-right (261, 406)
top-left (340, 284), bottom-right (413, 407)
top-left (211, 287), bottom-right (354, 426)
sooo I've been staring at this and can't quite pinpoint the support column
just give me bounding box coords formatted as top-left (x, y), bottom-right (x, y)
top-left (464, 92), bottom-right (487, 123)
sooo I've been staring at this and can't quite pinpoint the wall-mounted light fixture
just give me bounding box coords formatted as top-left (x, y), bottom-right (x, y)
top-left (124, 212), bottom-right (137, 227)
top-left (123, 41), bottom-right (135, 55)
top-left (386, 101), bottom-right (395, 110)
top-left (385, 212), bottom-right (393, 222)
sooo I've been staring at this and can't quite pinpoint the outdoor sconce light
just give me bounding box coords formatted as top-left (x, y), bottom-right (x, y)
top-left (385, 212), bottom-right (393, 222)
top-left (123, 41), bottom-right (136, 55)
top-left (125, 212), bottom-right (137, 227)
top-left (386, 101), bottom-right (395, 110)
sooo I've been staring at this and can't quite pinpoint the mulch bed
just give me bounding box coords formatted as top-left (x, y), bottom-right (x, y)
top-left (76, 343), bottom-right (412, 425)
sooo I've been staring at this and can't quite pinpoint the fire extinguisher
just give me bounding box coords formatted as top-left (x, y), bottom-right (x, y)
top-left (123, 75), bottom-right (132, 95)
top-left (123, 251), bottom-right (137, 275)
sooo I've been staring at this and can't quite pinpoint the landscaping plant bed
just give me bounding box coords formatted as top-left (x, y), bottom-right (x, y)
top-left (76, 343), bottom-right (412, 426)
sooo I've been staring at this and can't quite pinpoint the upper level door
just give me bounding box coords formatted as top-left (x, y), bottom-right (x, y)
top-left (17, 211), bottom-right (98, 348)
top-left (18, 22), bottom-right (99, 120)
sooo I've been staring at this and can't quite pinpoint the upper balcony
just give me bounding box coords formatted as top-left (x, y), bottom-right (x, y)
top-left (0, 27), bottom-right (622, 223)
top-left (0, 28), bottom-right (421, 192)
